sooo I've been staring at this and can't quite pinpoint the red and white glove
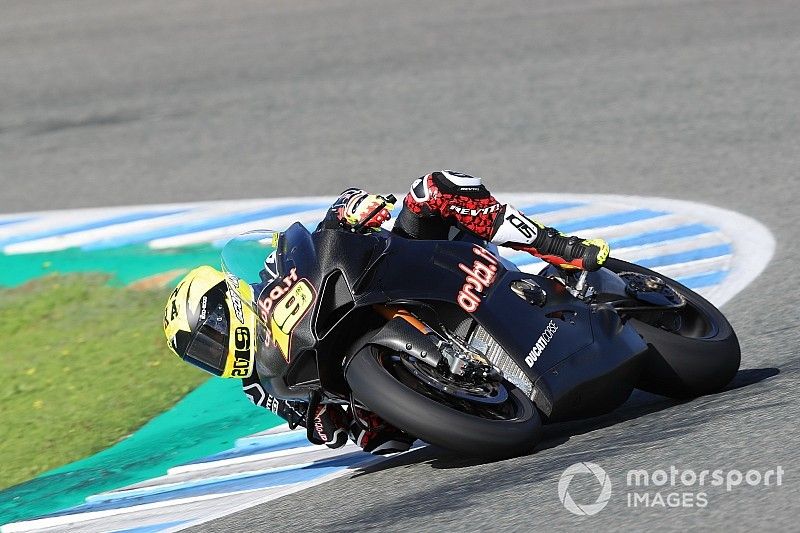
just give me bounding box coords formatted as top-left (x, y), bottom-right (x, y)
top-left (337, 190), bottom-right (394, 229)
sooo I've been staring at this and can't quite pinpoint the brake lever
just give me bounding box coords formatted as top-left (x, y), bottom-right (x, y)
top-left (568, 270), bottom-right (594, 301)
top-left (574, 270), bottom-right (589, 295)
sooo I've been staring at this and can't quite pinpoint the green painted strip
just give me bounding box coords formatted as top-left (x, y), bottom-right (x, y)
top-left (0, 244), bottom-right (223, 287)
top-left (0, 377), bottom-right (283, 524)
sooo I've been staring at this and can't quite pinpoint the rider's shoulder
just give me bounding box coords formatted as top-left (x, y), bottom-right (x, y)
top-left (408, 170), bottom-right (487, 202)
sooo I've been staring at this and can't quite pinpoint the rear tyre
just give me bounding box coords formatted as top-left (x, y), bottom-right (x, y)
top-left (345, 345), bottom-right (542, 457)
top-left (604, 258), bottom-right (741, 398)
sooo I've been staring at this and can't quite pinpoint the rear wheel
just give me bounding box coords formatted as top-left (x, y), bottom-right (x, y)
top-left (345, 345), bottom-right (542, 457)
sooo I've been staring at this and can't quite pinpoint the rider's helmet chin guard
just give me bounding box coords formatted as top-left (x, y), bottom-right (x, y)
top-left (163, 265), bottom-right (259, 378)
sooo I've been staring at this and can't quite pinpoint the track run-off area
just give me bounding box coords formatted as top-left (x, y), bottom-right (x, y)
top-left (0, 192), bottom-right (774, 532)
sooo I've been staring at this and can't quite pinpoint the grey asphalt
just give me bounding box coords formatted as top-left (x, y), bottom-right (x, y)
top-left (1, 0), bottom-right (798, 531)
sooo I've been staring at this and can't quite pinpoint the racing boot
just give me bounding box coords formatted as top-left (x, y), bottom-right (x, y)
top-left (349, 408), bottom-right (415, 455)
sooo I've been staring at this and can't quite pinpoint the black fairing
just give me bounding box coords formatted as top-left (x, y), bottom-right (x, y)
top-left (259, 223), bottom-right (648, 420)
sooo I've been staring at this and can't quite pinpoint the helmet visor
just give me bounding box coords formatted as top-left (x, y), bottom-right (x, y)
top-left (183, 303), bottom-right (229, 376)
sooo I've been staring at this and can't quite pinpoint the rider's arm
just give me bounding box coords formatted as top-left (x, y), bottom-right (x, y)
top-left (398, 171), bottom-right (610, 271)
top-left (242, 372), bottom-right (307, 429)
top-left (490, 207), bottom-right (610, 271)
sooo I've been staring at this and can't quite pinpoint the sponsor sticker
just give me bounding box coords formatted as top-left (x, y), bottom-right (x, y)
top-left (257, 267), bottom-right (316, 361)
top-left (456, 246), bottom-right (500, 313)
top-left (525, 319), bottom-right (559, 367)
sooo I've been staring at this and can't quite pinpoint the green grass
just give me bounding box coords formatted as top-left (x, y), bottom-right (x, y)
top-left (0, 274), bottom-right (207, 490)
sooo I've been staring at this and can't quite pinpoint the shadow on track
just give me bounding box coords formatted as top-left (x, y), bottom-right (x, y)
top-left (350, 367), bottom-right (779, 475)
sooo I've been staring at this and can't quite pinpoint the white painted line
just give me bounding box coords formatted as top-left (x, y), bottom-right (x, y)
top-left (234, 422), bottom-right (292, 442)
top-left (88, 461), bottom-right (319, 503)
top-left (612, 232), bottom-right (730, 261)
top-left (652, 255), bottom-right (732, 279)
top-left (533, 202), bottom-right (623, 225)
top-left (0, 446), bottom-right (412, 533)
top-left (585, 213), bottom-right (688, 240)
top-left (166, 442), bottom-right (332, 475)
top-left (165, 445), bottom-right (423, 533)
top-left (0, 212), bottom-right (109, 242)
top-left (0, 490), bottom-right (260, 533)
top-left (2, 203), bottom-right (265, 254)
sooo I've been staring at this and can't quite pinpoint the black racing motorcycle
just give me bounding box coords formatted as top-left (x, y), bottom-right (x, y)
top-left (221, 205), bottom-right (740, 457)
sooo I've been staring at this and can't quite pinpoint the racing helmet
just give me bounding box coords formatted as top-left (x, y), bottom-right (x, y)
top-left (163, 265), bottom-right (259, 378)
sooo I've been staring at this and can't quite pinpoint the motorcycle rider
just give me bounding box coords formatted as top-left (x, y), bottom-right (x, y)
top-left (164, 170), bottom-right (610, 455)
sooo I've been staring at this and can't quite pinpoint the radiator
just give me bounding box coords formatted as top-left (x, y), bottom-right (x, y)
top-left (470, 325), bottom-right (535, 400)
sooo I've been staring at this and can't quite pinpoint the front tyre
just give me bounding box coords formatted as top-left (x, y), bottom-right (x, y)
top-left (604, 258), bottom-right (741, 398)
top-left (345, 346), bottom-right (542, 457)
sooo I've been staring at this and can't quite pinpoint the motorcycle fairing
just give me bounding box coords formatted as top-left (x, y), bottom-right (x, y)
top-left (262, 223), bottom-right (647, 418)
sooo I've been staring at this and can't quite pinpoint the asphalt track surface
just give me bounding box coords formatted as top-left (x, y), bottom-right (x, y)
top-left (1, 0), bottom-right (798, 531)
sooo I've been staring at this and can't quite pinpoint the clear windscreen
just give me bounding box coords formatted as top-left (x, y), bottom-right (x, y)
top-left (221, 230), bottom-right (280, 285)
top-left (220, 230), bottom-right (281, 318)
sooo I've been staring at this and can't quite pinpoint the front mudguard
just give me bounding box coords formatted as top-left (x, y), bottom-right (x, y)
top-left (350, 316), bottom-right (443, 368)
top-left (540, 259), bottom-right (741, 398)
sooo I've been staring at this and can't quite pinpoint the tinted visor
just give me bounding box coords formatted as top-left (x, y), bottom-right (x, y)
top-left (183, 303), bottom-right (229, 376)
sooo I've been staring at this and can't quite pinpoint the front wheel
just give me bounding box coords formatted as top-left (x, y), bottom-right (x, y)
top-left (345, 346), bottom-right (542, 457)
top-left (603, 258), bottom-right (741, 398)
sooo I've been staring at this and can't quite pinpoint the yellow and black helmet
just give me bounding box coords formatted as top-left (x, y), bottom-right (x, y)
top-left (163, 266), bottom-right (259, 378)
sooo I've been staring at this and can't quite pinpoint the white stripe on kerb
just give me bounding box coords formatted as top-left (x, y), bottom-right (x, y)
top-left (531, 202), bottom-right (621, 225)
top-left (582, 214), bottom-right (686, 240)
top-left (2, 204), bottom-right (261, 254)
top-left (147, 209), bottom-right (328, 250)
top-left (166, 442), bottom-right (323, 475)
top-left (652, 256), bottom-right (732, 279)
top-left (612, 232), bottom-right (730, 261)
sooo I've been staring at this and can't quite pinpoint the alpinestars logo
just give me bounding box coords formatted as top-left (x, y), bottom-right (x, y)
top-left (525, 320), bottom-right (558, 367)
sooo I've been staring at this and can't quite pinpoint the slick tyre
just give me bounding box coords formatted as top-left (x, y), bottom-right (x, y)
top-left (604, 258), bottom-right (741, 398)
top-left (345, 345), bottom-right (542, 457)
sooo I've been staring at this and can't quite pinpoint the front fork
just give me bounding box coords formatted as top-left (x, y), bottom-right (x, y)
top-left (372, 304), bottom-right (497, 379)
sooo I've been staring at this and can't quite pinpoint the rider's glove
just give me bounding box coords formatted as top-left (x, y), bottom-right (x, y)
top-left (307, 404), bottom-right (349, 449)
top-left (579, 238), bottom-right (610, 271)
top-left (337, 190), bottom-right (394, 229)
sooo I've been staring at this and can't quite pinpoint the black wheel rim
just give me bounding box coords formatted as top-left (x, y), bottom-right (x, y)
top-left (381, 353), bottom-right (528, 422)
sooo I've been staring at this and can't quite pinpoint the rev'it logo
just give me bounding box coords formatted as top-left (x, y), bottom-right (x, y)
top-left (449, 203), bottom-right (501, 217)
